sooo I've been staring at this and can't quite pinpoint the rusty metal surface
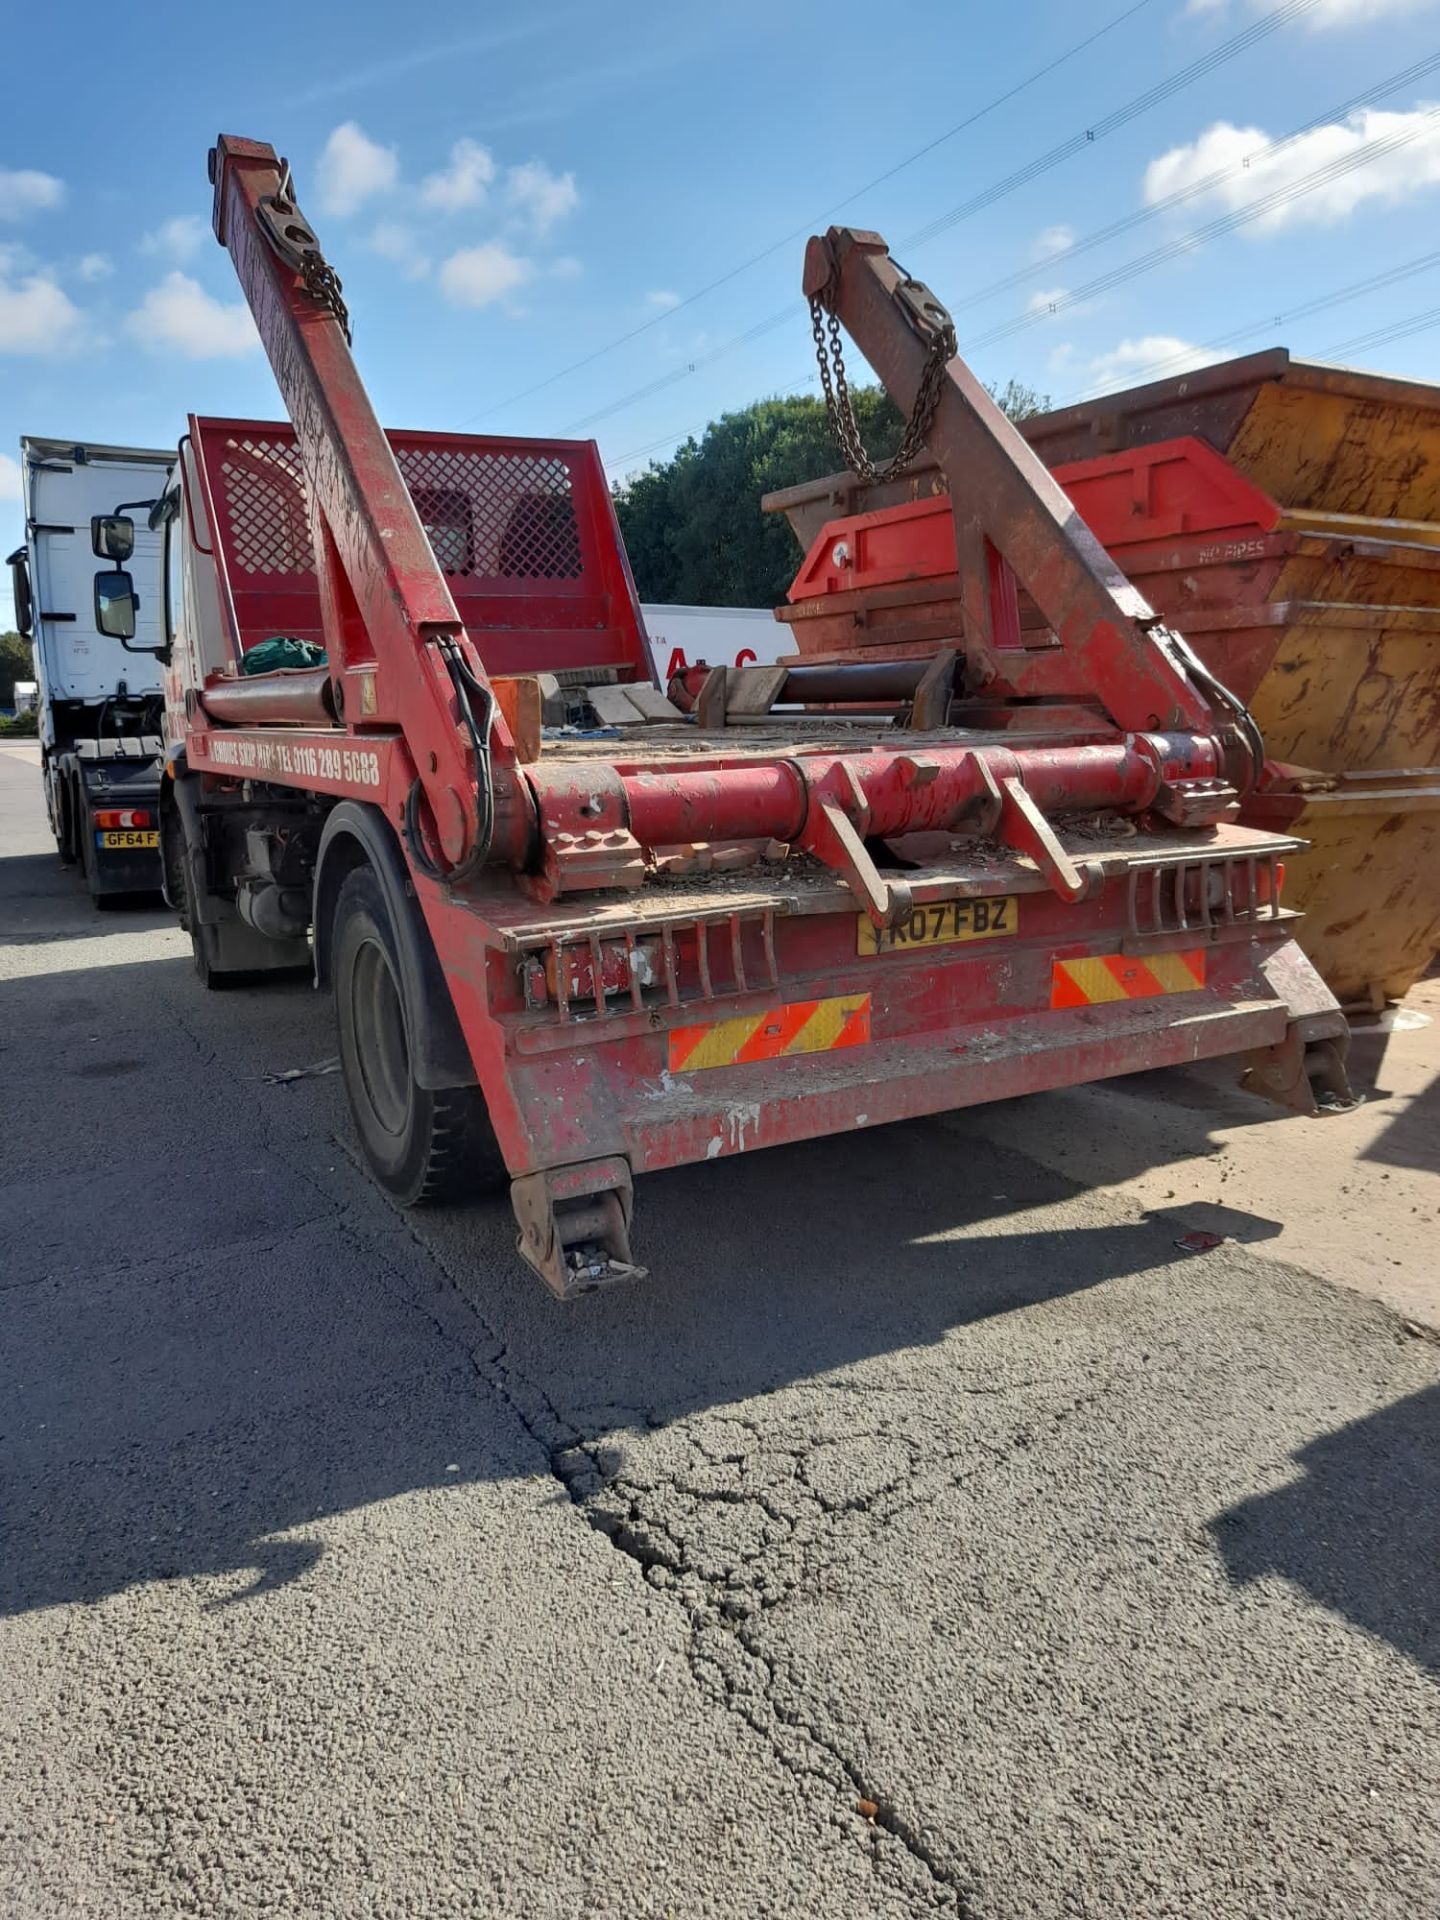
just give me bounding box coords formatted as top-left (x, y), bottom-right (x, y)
top-left (1019, 350), bottom-right (1440, 470)
top-left (451, 820), bottom-right (1303, 948)
top-left (775, 346), bottom-right (1440, 1004)
top-left (1248, 772), bottom-right (1440, 1003)
top-left (1034, 365), bottom-right (1440, 1003)
top-left (803, 228), bottom-right (1216, 738)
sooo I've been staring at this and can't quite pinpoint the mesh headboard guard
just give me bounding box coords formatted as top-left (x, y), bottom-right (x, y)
top-left (191, 417), bottom-right (651, 680)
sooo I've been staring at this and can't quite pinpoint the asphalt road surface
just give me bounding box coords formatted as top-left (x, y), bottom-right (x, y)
top-left (1, 741), bottom-right (1435, 1919)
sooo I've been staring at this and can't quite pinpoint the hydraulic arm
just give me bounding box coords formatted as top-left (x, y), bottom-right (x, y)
top-left (210, 135), bottom-right (525, 874)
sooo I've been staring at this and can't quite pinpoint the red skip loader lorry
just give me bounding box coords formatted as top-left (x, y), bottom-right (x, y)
top-left (93, 137), bottom-right (1348, 1295)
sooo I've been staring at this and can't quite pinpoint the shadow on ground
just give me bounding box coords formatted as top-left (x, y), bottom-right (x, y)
top-left (1212, 1380), bottom-right (1440, 1674)
top-left (2, 899), bottom-right (1435, 1686)
top-left (1, 932), bottom-right (1183, 1621)
top-left (0, 849), bottom-right (171, 945)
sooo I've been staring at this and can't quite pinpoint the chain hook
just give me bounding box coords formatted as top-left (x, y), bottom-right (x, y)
top-left (255, 163), bottom-right (352, 345)
top-left (809, 260), bottom-right (956, 484)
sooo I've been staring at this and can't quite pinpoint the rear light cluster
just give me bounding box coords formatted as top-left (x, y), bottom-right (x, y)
top-left (93, 808), bottom-right (154, 829)
top-left (1214, 859), bottom-right (1284, 912)
top-left (1127, 850), bottom-right (1285, 944)
top-left (522, 912), bottom-right (782, 1020)
top-left (545, 937), bottom-right (662, 1005)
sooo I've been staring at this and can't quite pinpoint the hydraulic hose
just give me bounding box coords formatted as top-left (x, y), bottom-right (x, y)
top-left (401, 637), bottom-right (496, 885)
top-left (1169, 630), bottom-right (1266, 792)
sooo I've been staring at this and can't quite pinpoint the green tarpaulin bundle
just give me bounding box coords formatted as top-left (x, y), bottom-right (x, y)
top-left (240, 637), bottom-right (328, 674)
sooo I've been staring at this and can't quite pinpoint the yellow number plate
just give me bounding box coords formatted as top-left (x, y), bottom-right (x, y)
top-left (97, 830), bottom-right (159, 849)
top-left (857, 895), bottom-right (1018, 956)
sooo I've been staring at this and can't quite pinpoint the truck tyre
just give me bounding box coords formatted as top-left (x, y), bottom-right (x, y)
top-left (55, 773), bottom-right (78, 866)
top-left (331, 864), bottom-right (505, 1205)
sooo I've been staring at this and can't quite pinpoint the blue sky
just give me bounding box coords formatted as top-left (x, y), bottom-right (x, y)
top-left (5, 0), bottom-right (1440, 624)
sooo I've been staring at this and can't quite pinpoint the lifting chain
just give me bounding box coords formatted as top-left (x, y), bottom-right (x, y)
top-left (298, 252), bottom-right (351, 345)
top-left (258, 161), bottom-right (352, 344)
top-left (809, 266), bottom-right (956, 484)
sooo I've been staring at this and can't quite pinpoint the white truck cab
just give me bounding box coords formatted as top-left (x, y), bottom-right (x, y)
top-left (7, 438), bottom-right (173, 897)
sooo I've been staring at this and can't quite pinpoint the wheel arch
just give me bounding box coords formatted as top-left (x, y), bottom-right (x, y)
top-left (313, 801), bottom-right (477, 1091)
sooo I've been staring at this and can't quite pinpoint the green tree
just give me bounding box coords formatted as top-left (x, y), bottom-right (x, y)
top-left (986, 378), bottom-right (1049, 423)
top-left (615, 389), bottom-right (903, 611)
top-left (614, 380), bottom-right (1049, 607)
top-left (0, 631), bottom-right (34, 706)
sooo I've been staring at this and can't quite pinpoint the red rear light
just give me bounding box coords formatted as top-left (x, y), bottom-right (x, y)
top-left (93, 809), bottom-right (154, 830)
top-left (542, 937), bottom-right (661, 1008)
top-left (1215, 858), bottom-right (1284, 919)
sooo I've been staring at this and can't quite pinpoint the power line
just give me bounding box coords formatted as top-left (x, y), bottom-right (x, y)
top-left (962, 103), bottom-right (1440, 353)
top-left (901, 0), bottom-right (1315, 251)
top-left (1322, 303), bottom-right (1440, 359)
top-left (456, 0), bottom-right (1168, 427)
top-left (579, 38), bottom-right (1429, 438)
top-left (1060, 245), bottom-right (1440, 400)
top-left (563, 0), bottom-right (1321, 434)
top-left (948, 48), bottom-right (1440, 317)
top-left (611, 242), bottom-right (1440, 468)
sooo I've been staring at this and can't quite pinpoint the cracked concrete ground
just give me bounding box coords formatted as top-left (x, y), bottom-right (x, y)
top-left (1, 740), bottom-right (1436, 1918)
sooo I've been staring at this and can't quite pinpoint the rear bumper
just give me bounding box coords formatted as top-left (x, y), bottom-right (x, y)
top-left (486, 934), bottom-right (1336, 1180)
top-left (626, 989), bottom-right (1287, 1172)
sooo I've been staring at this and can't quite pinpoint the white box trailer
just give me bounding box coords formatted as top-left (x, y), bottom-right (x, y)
top-left (7, 438), bottom-right (172, 898)
top-left (640, 602), bottom-right (786, 684)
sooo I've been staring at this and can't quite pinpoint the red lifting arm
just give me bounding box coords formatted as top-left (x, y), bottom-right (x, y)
top-left (208, 134), bottom-right (524, 872)
top-left (802, 228), bottom-right (1224, 739)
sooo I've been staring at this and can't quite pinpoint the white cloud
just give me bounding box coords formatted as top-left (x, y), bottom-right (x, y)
top-left (0, 167), bottom-right (64, 222)
top-left (0, 268), bottom-right (82, 354)
top-left (317, 122), bottom-right (398, 215)
top-left (1144, 106), bottom-right (1440, 234)
top-left (549, 256), bottom-right (583, 279)
top-left (439, 243), bottom-right (532, 308)
top-left (0, 451), bottom-right (21, 501)
top-left (420, 137), bottom-right (496, 212)
top-left (140, 214), bottom-right (207, 262)
top-left (1026, 287), bottom-right (1070, 317)
top-left (1188, 0), bottom-right (1432, 22)
top-left (370, 222), bottom-right (430, 280)
top-left (505, 160), bottom-right (578, 234)
top-left (76, 251), bottom-right (113, 281)
top-left (1032, 224), bottom-right (1073, 259)
top-left (1068, 335), bottom-right (1218, 392)
top-left (126, 272), bottom-right (259, 359)
top-left (645, 288), bottom-right (681, 309)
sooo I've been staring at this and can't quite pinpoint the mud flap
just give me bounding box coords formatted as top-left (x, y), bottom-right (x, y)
top-left (511, 1155), bottom-right (647, 1299)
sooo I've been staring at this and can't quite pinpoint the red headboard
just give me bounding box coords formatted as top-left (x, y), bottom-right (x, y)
top-left (190, 416), bottom-right (653, 681)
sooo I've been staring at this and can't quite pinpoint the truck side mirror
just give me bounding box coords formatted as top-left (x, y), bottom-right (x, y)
top-left (6, 548), bottom-right (32, 639)
top-left (92, 514), bottom-right (135, 562)
top-left (94, 568), bottom-right (138, 640)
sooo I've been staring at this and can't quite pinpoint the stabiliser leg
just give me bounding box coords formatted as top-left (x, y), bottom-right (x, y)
top-left (510, 1156), bottom-right (646, 1298)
